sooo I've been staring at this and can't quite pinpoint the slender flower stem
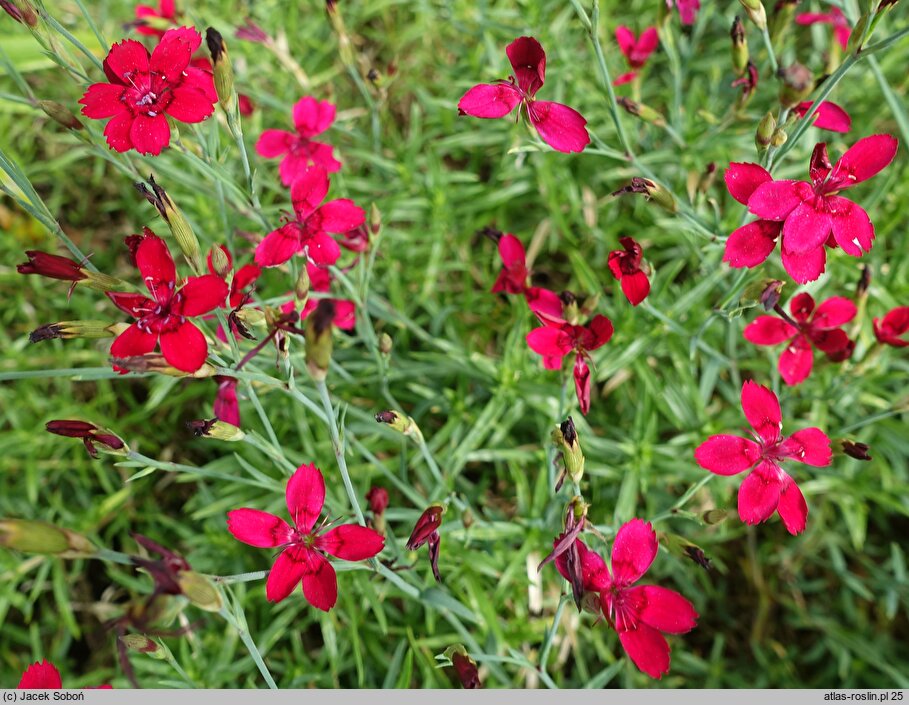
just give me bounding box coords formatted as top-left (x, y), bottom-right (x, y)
top-left (539, 593), bottom-right (571, 676)
top-left (315, 379), bottom-right (367, 526)
top-left (219, 606), bottom-right (278, 689)
top-left (760, 25), bottom-right (779, 74)
top-left (210, 570), bottom-right (269, 584)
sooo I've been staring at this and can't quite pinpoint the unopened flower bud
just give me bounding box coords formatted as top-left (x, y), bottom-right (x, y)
top-left (0, 518), bottom-right (94, 556)
top-left (119, 634), bottom-right (167, 659)
top-left (233, 307), bottom-right (266, 331)
top-left (612, 177), bottom-right (677, 213)
top-left (205, 28), bottom-right (235, 112)
top-left (295, 265), bottom-right (311, 302)
top-left (755, 111), bottom-right (776, 151)
top-left (406, 504), bottom-right (444, 550)
top-left (701, 508), bottom-right (729, 525)
top-left (177, 570), bottom-right (223, 612)
top-left (617, 97), bottom-right (666, 127)
top-left (17, 250), bottom-right (86, 281)
top-left (552, 417), bottom-right (585, 489)
top-left (375, 410), bottom-right (417, 436)
top-left (369, 202), bottom-right (382, 234)
top-left (778, 63), bottom-right (814, 108)
top-left (208, 245), bottom-right (231, 278)
top-left (770, 128), bottom-right (788, 147)
top-left (305, 300), bottom-right (335, 381)
top-left (111, 353), bottom-right (216, 378)
top-left (366, 486), bottom-right (389, 515)
top-left (856, 265), bottom-right (871, 298)
top-left (560, 291), bottom-right (580, 326)
top-left (29, 320), bottom-right (117, 344)
top-left (46, 419), bottom-right (127, 458)
top-left (187, 418), bottom-right (245, 441)
top-left (730, 17), bottom-right (749, 76)
top-left (684, 545), bottom-right (713, 570)
top-left (770, 0), bottom-right (798, 46)
top-left (4, 0), bottom-right (37, 25)
top-left (742, 278), bottom-right (784, 310)
top-left (443, 646), bottom-right (481, 689)
top-left (37, 100), bottom-right (83, 130)
top-left (135, 177), bottom-right (200, 265)
top-left (80, 269), bottom-right (132, 292)
top-left (378, 332), bottom-right (393, 355)
top-left (840, 439), bottom-right (872, 461)
top-left (738, 0), bottom-right (767, 29)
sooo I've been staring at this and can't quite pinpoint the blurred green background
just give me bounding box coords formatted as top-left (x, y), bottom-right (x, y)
top-left (1, 0), bottom-right (907, 689)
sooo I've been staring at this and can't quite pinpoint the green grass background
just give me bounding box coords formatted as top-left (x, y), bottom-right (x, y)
top-left (1, 0), bottom-right (908, 689)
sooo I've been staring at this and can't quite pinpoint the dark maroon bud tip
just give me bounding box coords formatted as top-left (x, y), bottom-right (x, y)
top-left (46, 420), bottom-right (97, 437)
top-left (560, 416), bottom-right (578, 446)
top-left (30, 324), bottom-right (63, 343)
top-left (841, 440), bottom-right (872, 461)
top-left (187, 419), bottom-right (218, 437)
top-left (684, 545), bottom-right (712, 570)
top-left (17, 251), bottom-right (86, 281)
top-left (476, 226), bottom-right (504, 243)
top-left (450, 652), bottom-right (481, 689)
top-left (375, 410), bottom-right (397, 424)
top-left (365, 486), bottom-right (389, 515)
top-left (205, 27), bottom-right (226, 62)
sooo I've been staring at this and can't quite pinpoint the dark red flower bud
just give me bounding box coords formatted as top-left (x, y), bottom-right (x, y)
top-left (132, 533), bottom-right (191, 597)
top-left (476, 226), bottom-right (504, 243)
top-left (427, 532), bottom-right (442, 583)
top-left (760, 279), bottom-right (785, 311)
top-left (46, 420), bottom-right (125, 459)
top-left (450, 651), bottom-right (481, 689)
top-left (235, 18), bottom-right (269, 43)
top-left (406, 504), bottom-right (444, 550)
top-left (684, 545), bottom-right (712, 570)
top-left (17, 251), bottom-right (86, 281)
top-left (841, 440), bottom-right (872, 461)
top-left (2, 0), bottom-right (36, 25)
top-left (856, 265), bottom-right (871, 298)
top-left (366, 486), bottom-right (389, 515)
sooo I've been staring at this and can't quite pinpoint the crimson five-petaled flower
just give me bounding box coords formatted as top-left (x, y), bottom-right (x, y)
top-left (18, 660), bottom-right (111, 689)
top-left (226, 463), bottom-right (385, 609)
top-left (457, 36), bottom-right (590, 154)
top-left (614, 26), bottom-right (658, 86)
top-left (79, 27), bottom-right (217, 156)
top-left (255, 166), bottom-right (365, 268)
top-left (526, 314), bottom-right (613, 415)
top-left (134, 0), bottom-right (177, 37)
top-left (873, 306), bottom-right (909, 348)
top-left (723, 134), bottom-right (898, 284)
top-left (744, 292), bottom-right (856, 385)
top-left (608, 237), bottom-right (650, 306)
top-left (553, 519), bottom-right (698, 679)
top-left (695, 381), bottom-right (832, 534)
top-left (108, 231), bottom-right (228, 373)
top-left (256, 96), bottom-right (341, 185)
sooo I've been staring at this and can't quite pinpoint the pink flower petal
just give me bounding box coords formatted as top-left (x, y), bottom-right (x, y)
top-left (620, 270), bottom-right (650, 306)
top-left (554, 539), bottom-right (611, 592)
top-left (506, 36), bottom-right (546, 96)
top-left (636, 28), bottom-right (659, 62)
top-left (747, 180), bottom-right (805, 220)
top-left (737, 462), bottom-right (783, 526)
top-left (135, 233), bottom-right (176, 301)
top-left (150, 27), bottom-right (198, 82)
top-left (286, 463), bottom-right (325, 533)
top-left (779, 427), bottom-right (832, 466)
top-left (741, 380), bottom-right (782, 445)
top-left (829, 197), bottom-right (874, 257)
top-left (782, 200), bottom-right (832, 254)
top-left (128, 113), bottom-right (170, 156)
top-left (779, 336), bottom-right (814, 385)
top-left (630, 584), bottom-right (698, 634)
top-left (18, 661), bottom-right (62, 689)
top-left (781, 243), bottom-right (826, 284)
top-left (457, 83), bottom-right (521, 119)
top-left (611, 518), bottom-right (658, 585)
top-left (618, 623), bottom-right (671, 679)
top-left (301, 550), bottom-right (338, 611)
top-left (306, 231), bottom-right (342, 266)
top-left (812, 296), bottom-right (857, 329)
top-left (615, 26), bottom-right (636, 59)
top-left (103, 39), bottom-right (149, 84)
top-left (79, 83), bottom-right (126, 119)
top-left (317, 524), bottom-right (385, 560)
top-left (744, 315), bottom-right (796, 346)
top-left (255, 224), bottom-right (302, 267)
top-left (293, 96), bottom-right (335, 137)
top-left (832, 134), bottom-right (899, 187)
top-left (613, 71), bottom-right (638, 86)
top-left (794, 101), bottom-right (851, 133)
top-left (695, 434), bottom-right (761, 475)
top-left (107, 292), bottom-right (154, 318)
top-left (165, 86), bottom-right (215, 123)
top-left (309, 141), bottom-right (342, 173)
top-left (290, 166), bottom-right (330, 220)
top-left (777, 475), bottom-right (808, 535)
top-left (226, 508), bottom-right (292, 547)
top-left (110, 323), bottom-right (157, 359)
top-left (317, 199), bottom-right (366, 233)
top-left (723, 220), bottom-right (780, 268)
top-left (529, 100), bottom-right (590, 153)
top-left (265, 547), bottom-right (307, 603)
top-left (103, 112), bottom-right (134, 152)
top-left (725, 162), bottom-right (773, 205)
top-left (256, 129), bottom-right (294, 158)
top-left (526, 326), bottom-right (571, 358)
top-left (159, 320), bottom-right (208, 372)
top-left (586, 315), bottom-right (615, 349)
top-left (525, 287), bottom-right (565, 325)
top-left (179, 275), bottom-right (229, 316)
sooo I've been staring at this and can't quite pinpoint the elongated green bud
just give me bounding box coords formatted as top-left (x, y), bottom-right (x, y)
top-left (738, 0), bottom-right (767, 29)
top-left (119, 635), bottom-right (167, 659)
top-left (770, 128), bottom-right (787, 147)
top-left (617, 97), bottom-right (666, 127)
top-left (552, 417), bottom-right (585, 488)
top-left (375, 410), bottom-right (418, 436)
top-left (187, 418), bottom-right (245, 441)
top-left (30, 320), bottom-right (117, 343)
top-left (305, 300), bottom-right (335, 381)
top-left (730, 18), bottom-right (749, 76)
top-left (177, 570), bottom-right (223, 612)
top-left (38, 100), bottom-right (83, 130)
top-left (205, 28), bottom-right (235, 112)
top-left (755, 111), bottom-right (776, 151)
top-left (612, 178), bottom-right (677, 213)
top-left (0, 518), bottom-right (94, 556)
top-left (111, 353), bottom-right (216, 378)
top-left (378, 332), bottom-right (393, 355)
top-left (135, 176), bottom-right (200, 266)
top-left (80, 269), bottom-right (132, 292)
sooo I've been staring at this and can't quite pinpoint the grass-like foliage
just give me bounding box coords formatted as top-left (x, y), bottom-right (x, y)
top-left (1, 0), bottom-right (908, 689)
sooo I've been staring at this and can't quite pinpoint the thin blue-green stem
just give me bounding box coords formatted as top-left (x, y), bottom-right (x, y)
top-left (219, 605), bottom-right (278, 689)
top-left (539, 592), bottom-right (571, 678)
